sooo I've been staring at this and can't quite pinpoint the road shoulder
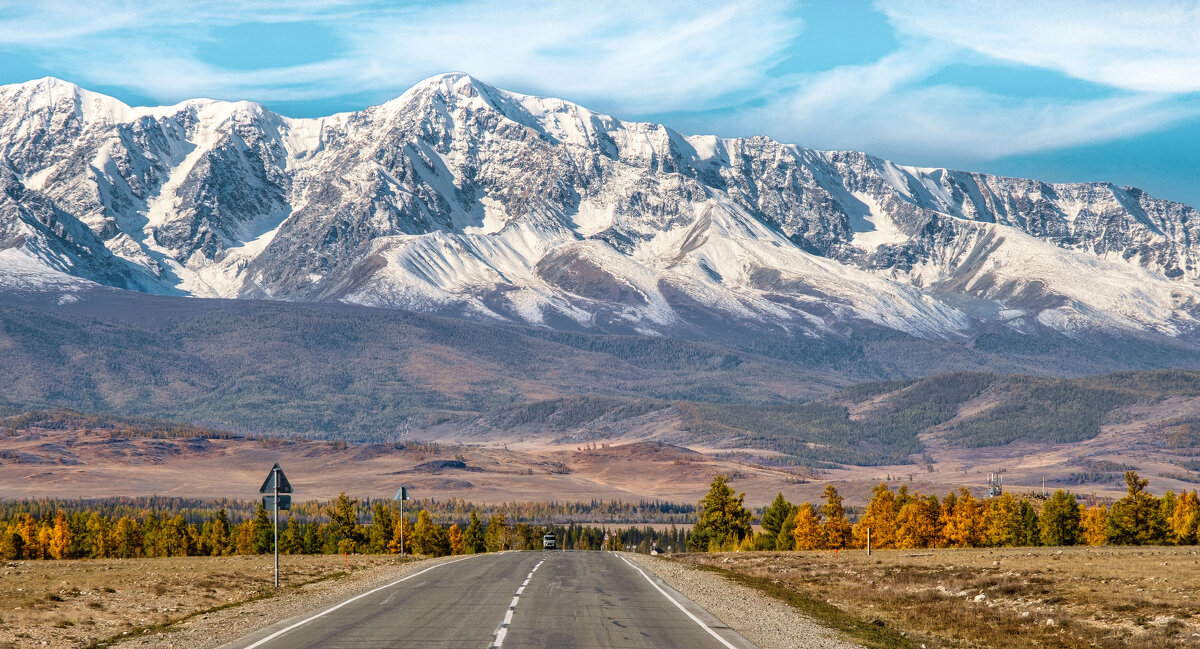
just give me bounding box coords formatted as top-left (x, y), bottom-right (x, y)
top-left (104, 556), bottom-right (460, 649)
top-left (623, 552), bottom-right (864, 649)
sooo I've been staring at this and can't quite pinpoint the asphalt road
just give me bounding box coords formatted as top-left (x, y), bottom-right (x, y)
top-left (223, 551), bottom-right (757, 649)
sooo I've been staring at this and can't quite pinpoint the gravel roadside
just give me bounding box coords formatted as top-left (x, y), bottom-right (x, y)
top-left (108, 555), bottom-right (468, 649)
top-left (624, 552), bottom-right (864, 649)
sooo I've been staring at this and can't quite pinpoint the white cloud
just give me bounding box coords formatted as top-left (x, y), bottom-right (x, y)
top-left (772, 84), bottom-right (1191, 161)
top-left (2, 0), bottom-right (1196, 170)
top-left (340, 0), bottom-right (799, 113)
top-left (668, 3), bottom-right (1200, 164)
top-left (0, 0), bottom-right (800, 113)
top-left (878, 0), bottom-right (1200, 94)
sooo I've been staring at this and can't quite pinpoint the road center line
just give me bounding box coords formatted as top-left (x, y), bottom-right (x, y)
top-left (490, 557), bottom-right (545, 648)
top-left (241, 555), bottom-right (478, 649)
top-left (616, 553), bottom-right (740, 649)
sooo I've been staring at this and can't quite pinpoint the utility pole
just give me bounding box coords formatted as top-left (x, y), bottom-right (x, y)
top-left (866, 527), bottom-right (871, 557)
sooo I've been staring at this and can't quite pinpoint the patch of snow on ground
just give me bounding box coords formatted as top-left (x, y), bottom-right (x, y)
top-left (569, 200), bottom-right (616, 237)
top-left (0, 248), bottom-right (93, 291)
top-left (848, 192), bottom-right (910, 251)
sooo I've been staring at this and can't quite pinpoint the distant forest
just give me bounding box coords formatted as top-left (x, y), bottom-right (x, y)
top-left (0, 495), bottom-right (690, 560)
top-left (6, 368), bottom-right (1200, 471)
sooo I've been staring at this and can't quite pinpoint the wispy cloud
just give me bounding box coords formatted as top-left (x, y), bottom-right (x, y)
top-left (878, 0), bottom-right (1200, 94)
top-left (700, 48), bottom-right (1198, 162)
top-left (0, 0), bottom-right (800, 112)
top-left (686, 0), bottom-right (1200, 163)
top-left (345, 0), bottom-right (800, 113)
top-left (1, 0), bottom-right (1197, 171)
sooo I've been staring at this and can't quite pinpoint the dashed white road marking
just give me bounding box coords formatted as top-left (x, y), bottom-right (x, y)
top-left (489, 556), bottom-right (547, 648)
top-left (616, 553), bottom-right (740, 649)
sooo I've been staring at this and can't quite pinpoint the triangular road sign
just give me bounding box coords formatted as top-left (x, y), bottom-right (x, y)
top-left (259, 463), bottom-right (293, 494)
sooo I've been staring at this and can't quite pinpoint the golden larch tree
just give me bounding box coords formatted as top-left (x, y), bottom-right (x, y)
top-left (792, 503), bottom-right (823, 550)
top-left (49, 511), bottom-right (71, 560)
top-left (944, 488), bottom-right (984, 548)
top-left (896, 495), bottom-right (941, 549)
top-left (1081, 504), bottom-right (1109, 546)
top-left (983, 493), bottom-right (1023, 547)
top-left (854, 483), bottom-right (897, 549)
top-left (820, 484), bottom-right (853, 550)
top-left (1170, 490), bottom-right (1200, 545)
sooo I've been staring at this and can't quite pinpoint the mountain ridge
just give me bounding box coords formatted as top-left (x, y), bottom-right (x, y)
top-left (3, 73), bottom-right (1200, 350)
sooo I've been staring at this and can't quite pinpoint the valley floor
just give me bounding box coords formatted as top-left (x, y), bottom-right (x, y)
top-left (4, 421), bottom-right (1194, 512)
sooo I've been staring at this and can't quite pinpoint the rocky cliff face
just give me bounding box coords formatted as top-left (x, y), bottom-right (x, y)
top-left (2, 74), bottom-right (1198, 343)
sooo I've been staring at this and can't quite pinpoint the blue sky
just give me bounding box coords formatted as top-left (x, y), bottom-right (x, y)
top-left (2, 0), bottom-right (1198, 208)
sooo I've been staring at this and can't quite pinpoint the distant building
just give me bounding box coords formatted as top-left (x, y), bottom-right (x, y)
top-left (988, 472), bottom-right (1003, 497)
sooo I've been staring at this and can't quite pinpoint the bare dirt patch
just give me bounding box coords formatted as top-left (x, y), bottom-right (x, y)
top-left (680, 546), bottom-right (1200, 649)
top-left (0, 554), bottom-right (411, 649)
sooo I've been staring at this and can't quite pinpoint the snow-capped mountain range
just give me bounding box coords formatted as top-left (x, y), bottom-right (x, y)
top-left (3, 73), bottom-right (1199, 344)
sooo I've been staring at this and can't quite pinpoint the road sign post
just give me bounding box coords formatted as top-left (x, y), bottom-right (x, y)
top-left (393, 486), bottom-right (410, 557)
top-left (259, 463), bottom-right (293, 587)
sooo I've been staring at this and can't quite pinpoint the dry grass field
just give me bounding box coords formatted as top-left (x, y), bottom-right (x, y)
top-left (0, 427), bottom-right (815, 507)
top-left (680, 546), bottom-right (1200, 649)
top-left (0, 554), bottom-right (409, 649)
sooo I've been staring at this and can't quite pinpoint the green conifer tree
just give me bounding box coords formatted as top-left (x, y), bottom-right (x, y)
top-left (464, 511), bottom-right (486, 554)
top-left (1039, 490), bottom-right (1080, 546)
top-left (760, 493), bottom-right (793, 550)
top-left (688, 475), bottom-right (751, 551)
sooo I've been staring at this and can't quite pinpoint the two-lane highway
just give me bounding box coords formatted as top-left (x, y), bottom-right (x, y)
top-left (223, 551), bottom-right (757, 649)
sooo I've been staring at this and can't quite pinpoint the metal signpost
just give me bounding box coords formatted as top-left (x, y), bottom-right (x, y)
top-left (259, 463), bottom-right (293, 587)
top-left (393, 486), bottom-right (410, 556)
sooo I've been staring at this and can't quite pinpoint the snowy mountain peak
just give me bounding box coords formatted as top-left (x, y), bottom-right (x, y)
top-left (2, 75), bottom-right (1200, 348)
top-left (1, 76), bottom-right (137, 125)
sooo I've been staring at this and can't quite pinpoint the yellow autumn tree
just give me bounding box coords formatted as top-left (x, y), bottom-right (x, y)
top-left (1081, 504), bottom-right (1109, 546)
top-left (448, 524), bottom-right (465, 555)
top-left (388, 516), bottom-right (413, 554)
top-left (1170, 490), bottom-right (1200, 545)
top-left (49, 511), bottom-right (71, 560)
top-left (896, 495), bottom-right (941, 549)
top-left (854, 483), bottom-right (897, 549)
top-left (943, 488), bottom-right (984, 547)
top-left (18, 514), bottom-right (40, 560)
top-left (937, 491), bottom-right (957, 546)
top-left (36, 522), bottom-right (53, 560)
top-left (791, 503), bottom-right (823, 550)
top-left (234, 520), bottom-right (257, 555)
top-left (820, 484), bottom-right (853, 549)
top-left (983, 493), bottom-right (1024, 547)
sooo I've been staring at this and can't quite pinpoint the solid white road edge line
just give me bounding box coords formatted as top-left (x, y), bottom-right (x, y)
top-left (617, 554), bottom-right (740, 649)
top-left (241, 555), bottom-right (478, 649)
top-left (490, 557), bottom-right (545, 648)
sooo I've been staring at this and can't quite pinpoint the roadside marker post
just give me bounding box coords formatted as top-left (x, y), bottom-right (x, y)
top-left (393, 486), bottom-right (410, 557)
top-left (259, 463), bottom-right (294, 587)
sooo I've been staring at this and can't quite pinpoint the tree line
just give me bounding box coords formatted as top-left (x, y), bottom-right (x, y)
top-left (689, 471), bottom-right (1200, 551)
top-left (0, 493), bottom-right (689, 560)
top-left (0, 495), bottom-right (695, 530)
